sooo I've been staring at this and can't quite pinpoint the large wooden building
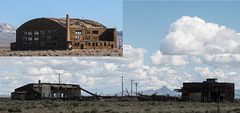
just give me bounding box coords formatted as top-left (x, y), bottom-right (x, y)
top-left (11, 81), bottom-right (81, 100)
top-left (176, 78), bottom-right (234, 102)
top-left (11, 14), bottom-right (117, 50)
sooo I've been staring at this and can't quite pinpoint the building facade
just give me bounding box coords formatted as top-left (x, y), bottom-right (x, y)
top-left (11, 80), bottom-right (81, 100)
top-left (176, 78), bottom-right (234, 102)
top-left (11, 14), bottom-right (117, 50)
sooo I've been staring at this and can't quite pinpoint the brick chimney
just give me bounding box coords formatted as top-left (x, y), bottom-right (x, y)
top-left (66, 14), bottom-right (70, 41)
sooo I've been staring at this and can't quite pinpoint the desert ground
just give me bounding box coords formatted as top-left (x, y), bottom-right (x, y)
top-left (1, 98), bottom-right (240, 113)
top-left (0, 47), bottom-right (123, 56)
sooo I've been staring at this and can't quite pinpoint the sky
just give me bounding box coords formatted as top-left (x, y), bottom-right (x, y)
top-left (2, 1), bottom-right (240, 96)
top-left (0, 0), bottom-right (122, 31)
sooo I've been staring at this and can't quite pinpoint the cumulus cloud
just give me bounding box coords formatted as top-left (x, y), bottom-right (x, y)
top-left (150, 50), bottom-right (189, 66)
top-left (160, 16), bottom-right (240, 55)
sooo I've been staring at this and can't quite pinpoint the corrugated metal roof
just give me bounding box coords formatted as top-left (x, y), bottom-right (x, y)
top-left (46, 18), bottom-right (107, 29)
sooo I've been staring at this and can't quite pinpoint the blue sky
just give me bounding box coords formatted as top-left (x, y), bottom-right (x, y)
top-left (2, 1), bottom-right (240, 96)
top-left (0, 0), bottom-right (122, 30)
top-left (124, 1), bottom-right (240, 65)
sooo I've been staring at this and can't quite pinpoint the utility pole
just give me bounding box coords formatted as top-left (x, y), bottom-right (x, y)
top-left (130, 79), bottom-right (135, 96)
top-left (120, 76), bottom-right (125, 97)
top-left (134, 83), bottom-right (139, 95)
top-left (56, 73), bottom-right (63, 84)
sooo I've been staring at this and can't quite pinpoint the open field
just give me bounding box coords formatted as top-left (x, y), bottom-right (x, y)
top-left (0, 47), bottom-right (123, 56)
top-left (1, 98), bottom-right (240, 113)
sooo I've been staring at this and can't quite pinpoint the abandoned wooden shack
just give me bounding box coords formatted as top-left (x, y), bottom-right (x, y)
top-left (175, 78), bottom-right (234, 102)
top-left (11, 80), bottom-right (83, 100)
top-left (11, 14), bottom-right (117, 51)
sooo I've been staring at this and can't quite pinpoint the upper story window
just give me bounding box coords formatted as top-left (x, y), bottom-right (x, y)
top-left (92, 30), bottom-right (98, 34)
top-left (86, 30), bottom-right (90, 34)
top-left (22, 37), bottom-right (27, 41)
top-left (52, 30), bottom-right (57, 35)
top-left (28, 32), bottom-right (32, 35)
top-left (75, 30), bottom-right (82, 34)
top-left (75, 36), bottom-right (80, 39)
top-left (48, 30), bottom-right (51, 35)
top-left (28, 37), bottom-right (33, 41)
top-left (46, 36), bottom-right (51, 40)
top-left (40, 30), bottom-right (45, 36)
top-left (23, 31), bottom-right (27, 36)
top-left (34, 31), bottom-right (39, 35)
top-left (34, 37), bottom-right (39, 41)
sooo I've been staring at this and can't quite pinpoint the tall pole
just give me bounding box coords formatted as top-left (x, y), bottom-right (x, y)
top-left (120, 76), bottom-right (124, 97)
top-left (56, 73), bottom-right (63, 84)
top-left (131, 79), bottom-right (135, 96)
top-left (134, 83), bottom-right (139, 95)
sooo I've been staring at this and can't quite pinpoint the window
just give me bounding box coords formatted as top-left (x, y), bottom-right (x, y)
top-left (88, 43), bottom-right (91, 46)
top-left (52, 30), bottom-right (57, 35)
top-left (48, 30), bottom-right (51, 34)
top-left (93, 43), bottom-right (95, 46)
top-left (28, 37), bottom-right (33, 41)
top-left (23, 37), bottom-right (27, 41)
top-left (86, 30), bottom-right (90, 34)
top-left (53, 42), bottom-right (57, 46)
top-left (75, 36), bottom-right (80, 39)
top-left (23, 42), bottom-right (27, 46)
top-left (28, 32), bottom-right (32, 35)
top-left (34, 31), bottom-right (39, 35)
top-left (46, 36), bottom-right (51, 40)
top-left (92, 30), bottom-right (98, 34)
top-left (85, 36), bottom-right (89, 40)
top-left (28, 42), bottom-right (33, 47)
top-left (40, 30), bottom-right (45, 36)
top-left (40, 42), bottom-right (45, 46)
top-left (96, 43), bottom-right (98, 46)
top-left (85, 42), bottom-right (88, 46)
top-left (108, 43), bottom-right (110, 46)
top-left (52, 37), bottom-right (58, 40)
top-left (100, 42), bottom-right (102, 46)
top-left (34, 37), bottom-right (39, 41)
top-left (74, 43), bottom-right (80, 46)
top-left (75, 30), bottom-right (82, 34)
top-left (104, 42), bottom-right (106, 46)
top-left (23, 31), bottom-right (27, 35)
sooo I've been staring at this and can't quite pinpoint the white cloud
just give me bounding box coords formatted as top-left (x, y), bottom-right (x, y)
top-left (190, 56), bottom-right (203, 64)
top-left (150, 50), bottom-right (189, 66)
top-left (160, 16), bottom-right (240, 55)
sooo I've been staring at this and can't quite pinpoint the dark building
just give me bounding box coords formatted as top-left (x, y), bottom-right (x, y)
top-left (11, 80), bottom-right (81, 100)
top-left (176, 78), bottom-right (234, 102)
top-left (11, 14), bottom-right (117, 51)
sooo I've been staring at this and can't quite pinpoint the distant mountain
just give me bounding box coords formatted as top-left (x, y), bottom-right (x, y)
top-left (111, 86), bottom-right (180, 97)
top-left (117, 31), bottom-right (123, 49)
top-left (142, 86), bottom-right (181, 96)
top-left (0, 23), bottom-right (16, 47)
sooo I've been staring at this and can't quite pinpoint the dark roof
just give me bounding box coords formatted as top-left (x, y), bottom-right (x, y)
top-left (46, 18), bottom-right (107, 29)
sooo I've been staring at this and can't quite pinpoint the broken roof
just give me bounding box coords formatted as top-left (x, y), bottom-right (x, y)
top-left (46, 18), bottom-right (107, 29)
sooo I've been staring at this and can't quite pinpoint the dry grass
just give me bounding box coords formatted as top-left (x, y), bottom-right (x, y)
top-left (0, 47), bottom-right (123, 56)
top-left (0, 98), bottom-right (240, 113)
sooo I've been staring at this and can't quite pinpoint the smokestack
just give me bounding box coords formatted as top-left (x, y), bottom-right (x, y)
top-left (38, 79), bottom-right (41, 93)
top-left (66, 14), bottom-right (70, 41)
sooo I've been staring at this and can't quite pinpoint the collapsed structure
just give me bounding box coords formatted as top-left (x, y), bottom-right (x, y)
top-left (175, 78), bottom-right (234, 102)
top-left (11, 80), bottom-right (96, 100)
top-left (11, 14), bottom-right (117, 51)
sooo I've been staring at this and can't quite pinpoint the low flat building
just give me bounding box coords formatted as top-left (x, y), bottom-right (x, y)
top-left (176, 78), bottom-right (234, 102)
top-left (11, 80), bottom-right (81, 100)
